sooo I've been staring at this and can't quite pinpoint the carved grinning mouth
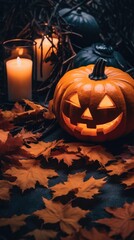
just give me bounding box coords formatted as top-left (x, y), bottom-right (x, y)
top-left (62, 113), bottom-right (123, 136)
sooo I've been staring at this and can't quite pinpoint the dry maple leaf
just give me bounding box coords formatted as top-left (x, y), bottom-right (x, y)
top-left (79, 145), bottom-right (114, 166)
top-left (51, 172), bottom-right (106, 199)
top-left (5, 159), bottom-right (58, 192)
top-left (13, 100), bottom-right (45, 124)
top-left (105, 157), bottom-right (134, 176)
top-left (52, 151), bottom-right (80, 166)
top-left (64, 142), bottom-right (82, 153)
top-left (61, 227), bottom-right (113, 240)
top-left (23, 99), bottom-right (45, 111)
top-left (65, 142), bottom-right (93, 153)
top-left (0, 110), bottom-right (15, 130)
top-left (26, 229), bottom-right (57, 240)
top-left (96, 202), bottom-right (134, 239)
top-left (16, 128), bottom-right (42, 144)
top-left (34, 198), bottom-right (88, 235)
top-left (0, 180), bottom-right (13, 200)
top-left (0, 214), bottom-right (28, 232)
top-left (22, 140), bottom-right (63, 159)
top-left (0, 132), bottom-right (23, 156)
top-left (12, 101), bottom-right (25, 113)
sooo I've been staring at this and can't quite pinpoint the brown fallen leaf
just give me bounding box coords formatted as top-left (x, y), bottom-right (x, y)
top-left (61, 227), bottom-right (113, 240)
top-left (0, 214), bottom-right (28, 232)
top-left (5, 159), bottom-right (58, 192)
top-left (64, 142), bottom-right (83, 153)
top-left (51, 172), bottom-right (106, 199)
top-left (96, 202), bottom-right (134, 239)
top-left (23, 99), bottom-right (45, 111)
top-left (34, 198), bottom-right (88, 235)
top-left (0, 132), bottom-right (23, 156)
top-left (52, 151), bottom-right (80, 166)
top-left (12, 101), bottom-right (25, 113)
top-left (105, 157), bottom-right (134, 176)
top-left (26, 229), bottom-right (57, 240)
top-left (0, 110), bottom-right (15, 130)
top-left (79, 145), bottom-right (114, 166)
top-left (16, 128), bottom-right (42, 144)
top-left (22, 139), bottom-right (63, 159)
top-left (0, 180), bottom-right (13, 200)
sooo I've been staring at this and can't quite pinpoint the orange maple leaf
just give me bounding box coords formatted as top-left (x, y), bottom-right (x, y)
top-left (0, 132), bottom-right (23, 156)
top-left (23, 99), bottom-right (45, 111)
top-left (79, 145), bottom-right (114, 166)
top-left (65, 142), bottom-right (83, 153)
top-left (12, 101), bottom-right (25, 113)
top-left (0, 214), bottom-right (28, 232)
top-left (5, 159), bottom-right (58, 192)
top-left (105, 157), bottom-right (134, 176)
top-left (22, 140), bottom-right (63, 159)
top-left (96, 202), bottom-right (134, 239)
top-left (61, 227), bottom-right (113, 240)
top-left (0, 180), bottom-right (13, 200)
top-left (26, 229), bottom-right (57, 240)
top-left (16, 128), bottom-right (42, 143)
top-left (52, 151), bottom-right (80, 166)
top-left (34, 198), bottom-right (88, 235)
top-left (0, 110), bottom-right (14, 130)
top-left (51, 172), bottom-right (106, 199)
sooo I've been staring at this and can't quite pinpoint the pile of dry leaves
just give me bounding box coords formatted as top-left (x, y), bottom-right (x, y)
top-left (0, 99), bottom-right (134, 240)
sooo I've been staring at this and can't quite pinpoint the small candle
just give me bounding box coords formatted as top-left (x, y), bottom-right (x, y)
top-left (6, 57), bottom-right (32, 101)
top-left (35, 37), bottom-right (58, 81)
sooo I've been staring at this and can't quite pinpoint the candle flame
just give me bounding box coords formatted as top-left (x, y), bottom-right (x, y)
top-left (18, 48), bottom-right (24, 55)
top-left (17, 57), bottom-right (21, 65)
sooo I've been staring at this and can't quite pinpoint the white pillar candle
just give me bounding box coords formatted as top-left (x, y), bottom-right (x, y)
top-left (35, 37), bottom-right (58, 81)
top-left (6, 57), bottom-right (32, 101)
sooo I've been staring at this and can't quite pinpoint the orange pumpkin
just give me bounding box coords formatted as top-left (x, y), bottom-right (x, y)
top-left (53, 58), bottom-right (134, 142)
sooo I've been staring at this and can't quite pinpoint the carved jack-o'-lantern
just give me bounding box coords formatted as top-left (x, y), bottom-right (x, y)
top-left (53, 58), bottom-right (134, 142)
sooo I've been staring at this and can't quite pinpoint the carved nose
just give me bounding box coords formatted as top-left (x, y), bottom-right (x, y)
top-left (81, 108), bottom-right (93, 120)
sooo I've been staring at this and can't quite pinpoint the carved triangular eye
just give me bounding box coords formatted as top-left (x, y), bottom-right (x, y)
top-left (97, 95), bottom-right (115, 109)
top-left (81, 108), bottom-right (93, 120)
top-left (68, 93), bottom-right (81, 107)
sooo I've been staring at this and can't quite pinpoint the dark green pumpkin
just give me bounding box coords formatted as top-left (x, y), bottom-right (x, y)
top-left (58, 7), bottom-right (100, 50)
top-left (72, 43), bottom-right (128, 71)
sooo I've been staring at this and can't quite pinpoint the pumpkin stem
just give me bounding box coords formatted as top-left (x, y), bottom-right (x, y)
top-left (89, 58), bottom-right (107, 80)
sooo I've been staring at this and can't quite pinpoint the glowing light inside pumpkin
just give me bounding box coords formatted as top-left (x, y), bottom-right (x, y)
top-left (67, 93), bottom-right (81, 107)
top-left (81, 108), bottom-right (93, 120)
top-left (62, 112), bottom-right (123, 136)
top-left (97, 95), bottom-right (115, 109)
